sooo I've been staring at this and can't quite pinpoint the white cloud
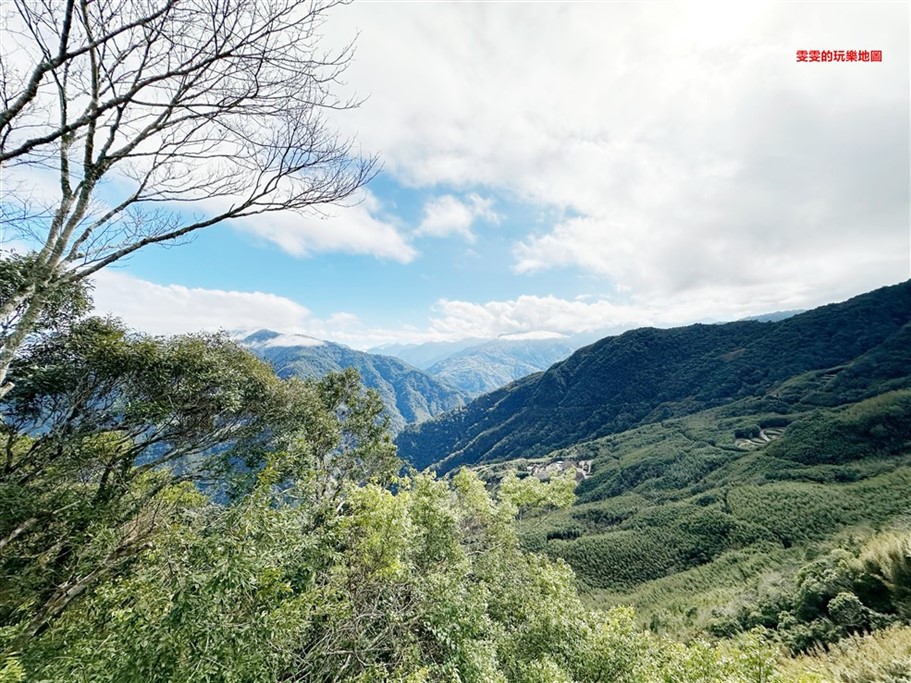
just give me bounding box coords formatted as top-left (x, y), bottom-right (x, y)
top-left (424, 276), bottom-right (903, 341)
top-left (88, 271), bottom-right (434, 348)
top-left (326, 2), bottom-right (909, 303)
top-left (415, 194), bottom-right (498, 242)
top-left (238, 191), bottom-right (417, 263)
top-left (65, 1), bottom-right (910, 352)
top-left (428, 295), bottom-right (654, 340)
top-left (92, 270), bottom-right (316, 336)
top-left (89, 269), bottom-right (905, 353)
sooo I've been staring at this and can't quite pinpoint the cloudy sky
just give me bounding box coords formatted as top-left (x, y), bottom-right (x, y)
top-left (73, 2), bottom-right (911, 347)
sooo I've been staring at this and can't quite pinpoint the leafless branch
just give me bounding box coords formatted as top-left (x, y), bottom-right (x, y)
top-left (0, 0), bottom-right (375, 397)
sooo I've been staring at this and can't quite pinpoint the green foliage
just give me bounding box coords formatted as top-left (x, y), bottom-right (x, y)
top-left (494, 369), bottom-right (911, 609)
top-left (764, 390), bottom-right (911, 465)
top-left (0, 251), bottom-right (92, 352)
top-left (715, 530), bottom-right (911, 654)
top-left (0, 316), bottom-right (798, 682)
top-left (7, 466), bottom-right (790, 682)
top-left (498, 470), bottom-right (576, 517)
top-left (0, 657), bottom-right (23, 683)
top-left (782, 625), bottom-right (911, 683)
top-left (0, 319), bottom-right (396, 651)
top-left (858, 531), bottom-right (911, 620)
top-left (735, 425), bottom-right (762, 439)
top-left (506, 380), bottom-right (911, 651)
top-left (546, 501), bottom-right (773, 591)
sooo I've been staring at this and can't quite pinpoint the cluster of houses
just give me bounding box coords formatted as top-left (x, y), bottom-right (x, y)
top-left (526, 459), bottom-right (592, 482)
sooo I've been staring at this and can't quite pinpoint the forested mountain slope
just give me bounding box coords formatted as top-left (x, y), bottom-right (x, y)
top-left (397, 281), bottom-right (911, 472)
top-left (513, 379), bottom-right (911, 640)
top-left (240, 330), bottom-right (467, 433)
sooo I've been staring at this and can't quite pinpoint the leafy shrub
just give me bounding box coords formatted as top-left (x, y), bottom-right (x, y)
top-left (735, 426), bottom-right (762, 439)
top-left (784, 625), bottom-right (911, 683)
top-left (725, 531), bottom-right (911, 654)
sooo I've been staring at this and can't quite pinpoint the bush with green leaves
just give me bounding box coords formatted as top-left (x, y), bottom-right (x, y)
top-left (9, 466), bottom-right (793, 682)
top-left (713, 530), bottom-right (911, 654)
top-left (0, 318), bottom-right (396, 656)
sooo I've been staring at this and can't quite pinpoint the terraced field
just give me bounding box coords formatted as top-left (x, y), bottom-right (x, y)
top-left (734, 426), bottom-right (785, 449)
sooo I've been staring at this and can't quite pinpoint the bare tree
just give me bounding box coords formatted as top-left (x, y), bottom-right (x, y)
top-left (0, 0), bottom-right (376, 398)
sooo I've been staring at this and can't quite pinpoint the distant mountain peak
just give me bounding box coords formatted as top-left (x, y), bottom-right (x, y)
top-left (235, 330), bottom-right (466, 434)
top-left (496, 330), bottom-right (568, 341)
top-left (738, 309), bottom-right (806, 323)
top-left (238, 329), bottom-right (327, 348)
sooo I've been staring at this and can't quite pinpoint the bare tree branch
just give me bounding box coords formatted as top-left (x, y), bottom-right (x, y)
top-left (0, 0), bottom-right (376, 395)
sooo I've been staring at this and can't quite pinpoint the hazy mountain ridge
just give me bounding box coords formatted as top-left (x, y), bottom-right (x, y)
top-left (240, 330), bottom-right (467, 433)
top-left (370, 338), bottom-right (488, 370)
top-left (372, 334), bottom-right (582, 396)
top-left (425, 337), bottom-right (577, 396)
top-left (739, 309), bottom-right (805, 323)
top-left (396, 281), bottom-right (911, 472)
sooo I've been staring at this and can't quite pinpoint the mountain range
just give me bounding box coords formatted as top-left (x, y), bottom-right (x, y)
top-left (422, 336), bottom-right (577, 396)
top-left (237, 330), bottom-right (582, 433)
top-left (373, 333), bottom-right (584, 396)
top-left (396, 281), bottom-right (911, 473)
top-left (238, 330), bottom-right (467, 433)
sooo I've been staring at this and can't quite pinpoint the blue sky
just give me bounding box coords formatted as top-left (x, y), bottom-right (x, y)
top-left (117, 175), bottom-right (596, 328)
top-left (4, 2), bottom-right (909, 349)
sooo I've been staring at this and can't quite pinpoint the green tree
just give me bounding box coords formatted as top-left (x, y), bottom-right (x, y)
top-left (15, 466), bottom-right (788, 682)
top-left (0, 318), bottom-right (798, 681)
top-left (0, 318), bottom-right (394, 652)
top-left (0, 251), bottom-right (92, 346)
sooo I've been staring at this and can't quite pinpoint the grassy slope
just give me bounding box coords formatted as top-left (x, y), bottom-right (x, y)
top-left (510, 375), bottom-right (911, 636)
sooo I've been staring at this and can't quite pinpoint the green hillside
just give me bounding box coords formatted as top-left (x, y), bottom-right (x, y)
top-left (397, 281), bottom-right (911, 472)
top-left (398, 282), bottom-right (911, 649)
top-left (484, 358), bottom-right (911, 643)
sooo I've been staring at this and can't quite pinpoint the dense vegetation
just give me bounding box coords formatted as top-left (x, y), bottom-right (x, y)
top-left (240, 330), bottom-right (467, 433)
top-left (397, 281), bottom-right (911, 471)
top-left (6, 0), bottom-right (903, 676)
top-left (505, 385), bottom-right (911, 627)
top-left (0, 300), bottom-right (802, 681)
top-left (445, 327), bottom-right (911, 680)
top-left (2, 274), bottom-right (910, 680)
top-left (391, 282), bottom-right (911, 679)
top-left (710, 530), bottom-right (911, 654)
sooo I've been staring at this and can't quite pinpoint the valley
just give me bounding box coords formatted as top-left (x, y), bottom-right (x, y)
top-left (2, 1), bottom-right (906, 678)
top-left (394, 281), bottom-right (911, 654)
top-left (238, 329), bottom-right (469, 433)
